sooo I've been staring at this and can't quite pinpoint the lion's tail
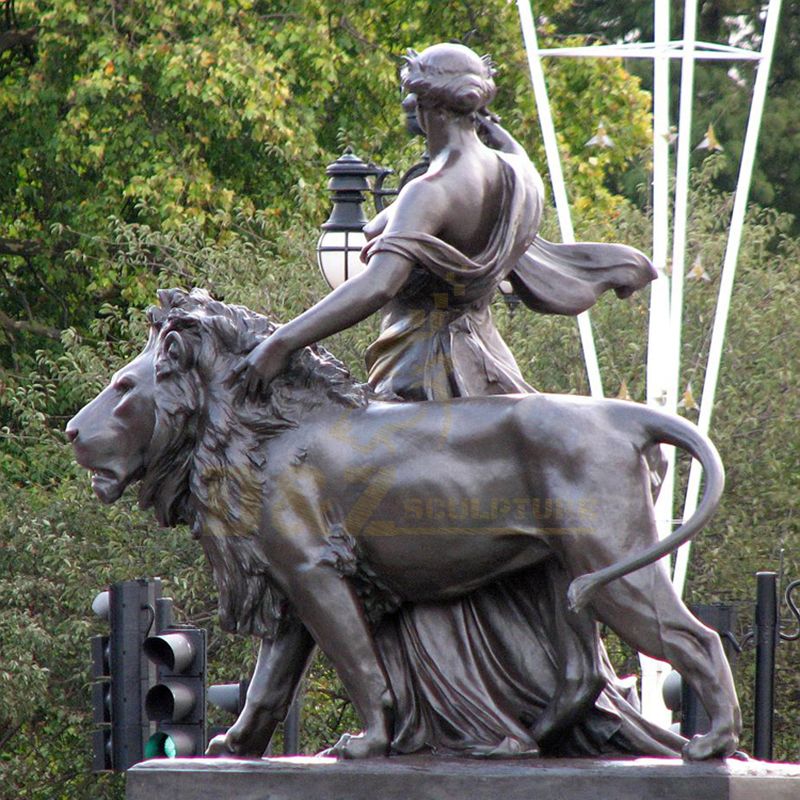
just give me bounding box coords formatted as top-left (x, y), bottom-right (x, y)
top-left (567, 403), bottom-right (724, 612)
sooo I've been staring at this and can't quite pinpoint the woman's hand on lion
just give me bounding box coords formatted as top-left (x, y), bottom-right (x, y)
top-left (229, 337), bottom-right (291, 402)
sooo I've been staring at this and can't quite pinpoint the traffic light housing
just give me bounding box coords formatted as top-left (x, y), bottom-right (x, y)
top-left (143, 625), bottom-right (207, 758)
top-left (207, 679), bottom-right (249, 743)
top-left (89, 578), bottom-right (162, 772)
top-left (90, 633), bottom-right (113, 771)
top-left (208, 680), bottom-right (248, 718)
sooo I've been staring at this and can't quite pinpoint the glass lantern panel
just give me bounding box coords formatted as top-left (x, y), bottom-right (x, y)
top-left (317, 230), bottom-right (368, 290)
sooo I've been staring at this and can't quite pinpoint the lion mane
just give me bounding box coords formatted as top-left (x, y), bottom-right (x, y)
top-left (141, 288), bottom-right (372, 637)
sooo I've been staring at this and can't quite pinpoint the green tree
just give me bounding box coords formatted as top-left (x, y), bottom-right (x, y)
top-left (0, 0), bottom-right (325, 359)
top-left (0, 0), bottom-right (652, 365)
top-left (551, 0), bottom-right (800, 225)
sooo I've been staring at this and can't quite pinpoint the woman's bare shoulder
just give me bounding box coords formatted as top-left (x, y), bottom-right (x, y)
top-left (384, 177), bottom-right (449, 236)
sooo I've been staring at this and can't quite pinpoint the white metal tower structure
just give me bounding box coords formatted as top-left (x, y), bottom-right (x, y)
top-left (516, 0), bottom-right (783, 724)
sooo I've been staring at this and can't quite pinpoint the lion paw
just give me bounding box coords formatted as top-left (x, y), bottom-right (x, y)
top-left (205, 729), bottom-right (268, 758)
top-left (206, 733), bottom-right (236, 757)
top-left (682, 731), bottom-right (739, 761)
top-left (319, 731), bottom-right (389, 759)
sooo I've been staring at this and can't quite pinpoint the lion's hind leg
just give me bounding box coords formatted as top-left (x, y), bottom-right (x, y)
top-left (588, 565), bottom-right (741, 760)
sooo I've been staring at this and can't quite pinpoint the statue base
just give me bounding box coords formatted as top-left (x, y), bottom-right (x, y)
top-left (126, 755), bottom-right (800, 800)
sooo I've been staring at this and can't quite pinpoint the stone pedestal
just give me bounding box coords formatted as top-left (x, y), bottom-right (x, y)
top-left (127, 755), bottom-right (800, 800)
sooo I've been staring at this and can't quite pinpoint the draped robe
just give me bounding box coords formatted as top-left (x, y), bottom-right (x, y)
top-left (357, 151), bottom-right (682, 757)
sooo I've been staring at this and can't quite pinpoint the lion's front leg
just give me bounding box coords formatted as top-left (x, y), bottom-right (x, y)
top-left (206, 616), bottom-right (315, 758)
top-left (282, 563), bottom-right (394, 759)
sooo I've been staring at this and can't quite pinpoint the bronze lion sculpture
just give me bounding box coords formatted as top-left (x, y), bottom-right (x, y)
top-left (67, 289), bottom-right (740, 760)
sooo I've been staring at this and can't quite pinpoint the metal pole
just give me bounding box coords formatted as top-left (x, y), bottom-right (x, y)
top-left (674, 0), bottom-right (784, 596)
top-left (647, 0), bottom-right (674, 541)
top-left (155, 596), bottom-right (173, 634)
top-left (639, 0), bottom-right (675, 729)
top-left (666, 0), bottom-right (698, 427)
top-left (516, 0), bottom-right (604, 398)
top-left (283, 695), bottom-right (302, 755)
top-left (754, 571), bottom-right (778, 760)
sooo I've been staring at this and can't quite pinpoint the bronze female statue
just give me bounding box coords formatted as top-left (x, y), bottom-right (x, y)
top-left (235, 42), bottom-right (654, 402)
top-left (230, 43), bottom-right (681, 757)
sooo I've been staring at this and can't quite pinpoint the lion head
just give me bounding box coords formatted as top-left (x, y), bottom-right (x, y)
top-left (67, 287), bottom-right (371, 635)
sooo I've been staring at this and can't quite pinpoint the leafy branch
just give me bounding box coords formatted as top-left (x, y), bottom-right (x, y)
top-left (0, 308), bottom-right (61, 340)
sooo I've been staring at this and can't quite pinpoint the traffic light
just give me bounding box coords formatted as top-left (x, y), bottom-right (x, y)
top-left (208, 680), bottom-right (249, 717)
top-left (662, 668), bottom-right (709, 737)
top-left (89, 578), bottom-right (162, 772)
top-left (143, 625), bottom-right (207, 758)
top-left (89, 629), bottom-right (112, 771)
top-left (207, 679), bottom-right (249, 742)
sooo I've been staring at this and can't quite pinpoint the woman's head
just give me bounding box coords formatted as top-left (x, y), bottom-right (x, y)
top-left (401, 43), bottom-right (496, 115)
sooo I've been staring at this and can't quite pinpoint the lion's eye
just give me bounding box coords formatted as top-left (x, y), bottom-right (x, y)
top-left (114, 377), bottom-right (135, 394)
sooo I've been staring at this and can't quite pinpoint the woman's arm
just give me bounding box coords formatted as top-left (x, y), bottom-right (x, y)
top-left (475, 110), bottom-right (528, 158)
top-left (233, 253), bottom-right (413, 400)
top-left (363, 205), bottom-right (392, 240)
top-left (234, 180), bottom-right (444, 401)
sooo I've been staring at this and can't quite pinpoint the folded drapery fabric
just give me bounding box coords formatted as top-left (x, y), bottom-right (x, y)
top-left (510, 236), bottom-right (657, 316)
top-left (376, 563), bottom-right (684, 757)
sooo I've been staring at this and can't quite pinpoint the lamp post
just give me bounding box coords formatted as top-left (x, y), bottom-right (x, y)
top-left (316, 90), bottom-right (434, 292)
top-left (316, 148), bottom-right (379, 291)
top-left (316, 142), bottom-right (432, 291)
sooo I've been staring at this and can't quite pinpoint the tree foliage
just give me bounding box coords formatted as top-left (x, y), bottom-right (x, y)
top-left (0, 0), bottom-right (653, 362)
top-left (1, 2), bottom-right (798, 797)
top-left (551, 0), bottom-right (800, 226)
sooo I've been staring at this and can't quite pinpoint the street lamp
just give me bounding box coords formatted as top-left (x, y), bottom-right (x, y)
top-left (497, 279), bottom-right (521, 315)
top-left (316, 97), bottom-right (432, 292)
top-left (316, 148), bottom-right (379, 290)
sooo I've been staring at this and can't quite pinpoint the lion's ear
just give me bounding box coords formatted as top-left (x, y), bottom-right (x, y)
top-left (156, 330), bottom-right (193, 378)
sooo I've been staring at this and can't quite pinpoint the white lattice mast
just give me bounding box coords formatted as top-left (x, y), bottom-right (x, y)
top-left (517, 0), bottom-right (604, 398)
top-left (642, 2), bottom-right (675, 727)
top-left (673, 0), bottom-right (784, 593)
top-left (516, 0), bottom-right (783, 723)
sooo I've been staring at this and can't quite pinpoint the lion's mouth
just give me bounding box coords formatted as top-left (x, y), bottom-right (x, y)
top-left (72, 440), bottom-right (147, 503)
top-left (90, 468), bottom-right (126, 504)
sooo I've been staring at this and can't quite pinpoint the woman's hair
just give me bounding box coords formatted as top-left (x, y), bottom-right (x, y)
top-left (401, 43), bottom-right (496, 115)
